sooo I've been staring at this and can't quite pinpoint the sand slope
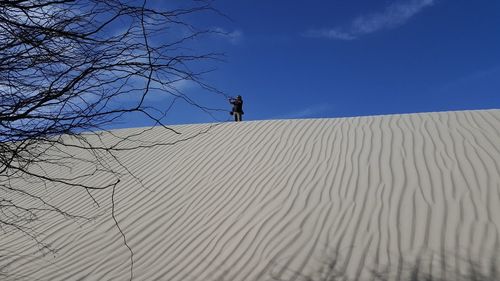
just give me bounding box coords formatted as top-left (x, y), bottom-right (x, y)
top-left (1, 110), bottom-right (500, 280)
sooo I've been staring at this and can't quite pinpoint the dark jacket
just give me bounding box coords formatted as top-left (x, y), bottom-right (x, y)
top-left (230, 98), bottom-right (244, 114)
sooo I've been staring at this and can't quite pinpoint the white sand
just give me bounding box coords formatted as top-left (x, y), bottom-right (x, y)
top-left (1, 109), bottom-right (500, 280)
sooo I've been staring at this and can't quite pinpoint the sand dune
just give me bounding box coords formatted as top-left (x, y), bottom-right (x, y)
top-left (1, 110), bottom-right (500, 280)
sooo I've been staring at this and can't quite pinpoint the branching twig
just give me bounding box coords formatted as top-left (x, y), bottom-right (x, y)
top-left (110, 179), bottom-right (134, 281)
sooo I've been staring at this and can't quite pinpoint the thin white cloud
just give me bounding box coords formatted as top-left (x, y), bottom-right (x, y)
top-left (304, 0), bottom-right (437, 40)
top-left (279, 104), bottom-right (332, 119)
top-left (213, 27), bottom-right (243, 45)
top-left (435, 65), bottom-right (500, 94)
top-left (304, 29), bottom-right (357, 41)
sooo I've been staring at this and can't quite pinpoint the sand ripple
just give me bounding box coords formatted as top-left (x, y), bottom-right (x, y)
top-left (1, 110), bottom-right (500, 281)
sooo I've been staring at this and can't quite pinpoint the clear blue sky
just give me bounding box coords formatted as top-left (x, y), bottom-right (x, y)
top-left (119, 0), bottom-right (500, 127)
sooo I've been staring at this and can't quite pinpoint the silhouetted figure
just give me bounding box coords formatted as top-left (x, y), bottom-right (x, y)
top-left (229, 95), bottom-right (244, 122)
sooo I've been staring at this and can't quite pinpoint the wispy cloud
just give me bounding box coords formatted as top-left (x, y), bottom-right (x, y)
top-left (304, 0), bottom-right (437, 40)
top-left (213, 27), bottom-right (244, 45)
top-left (435, 65), bottom-right (500, 94)
top-left (279, 104), bottom-right (332, 119)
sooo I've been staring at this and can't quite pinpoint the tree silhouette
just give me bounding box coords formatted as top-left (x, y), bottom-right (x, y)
top-left (0, 0), bottom-right (225, 277)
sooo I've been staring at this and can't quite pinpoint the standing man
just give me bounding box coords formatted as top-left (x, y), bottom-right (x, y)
top-left (229, 95), bottom-right (244, 122)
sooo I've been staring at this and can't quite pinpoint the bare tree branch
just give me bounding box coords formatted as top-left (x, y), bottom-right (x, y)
top-left (1, 0), bottom-right (229, 278)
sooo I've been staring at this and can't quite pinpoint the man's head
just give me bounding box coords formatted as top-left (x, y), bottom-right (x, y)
top-left (236, 95), bottom-right (242, 100)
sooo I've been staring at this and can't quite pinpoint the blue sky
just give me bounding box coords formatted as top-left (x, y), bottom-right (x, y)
top-left (119, 0), bottom-right (500, 127)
